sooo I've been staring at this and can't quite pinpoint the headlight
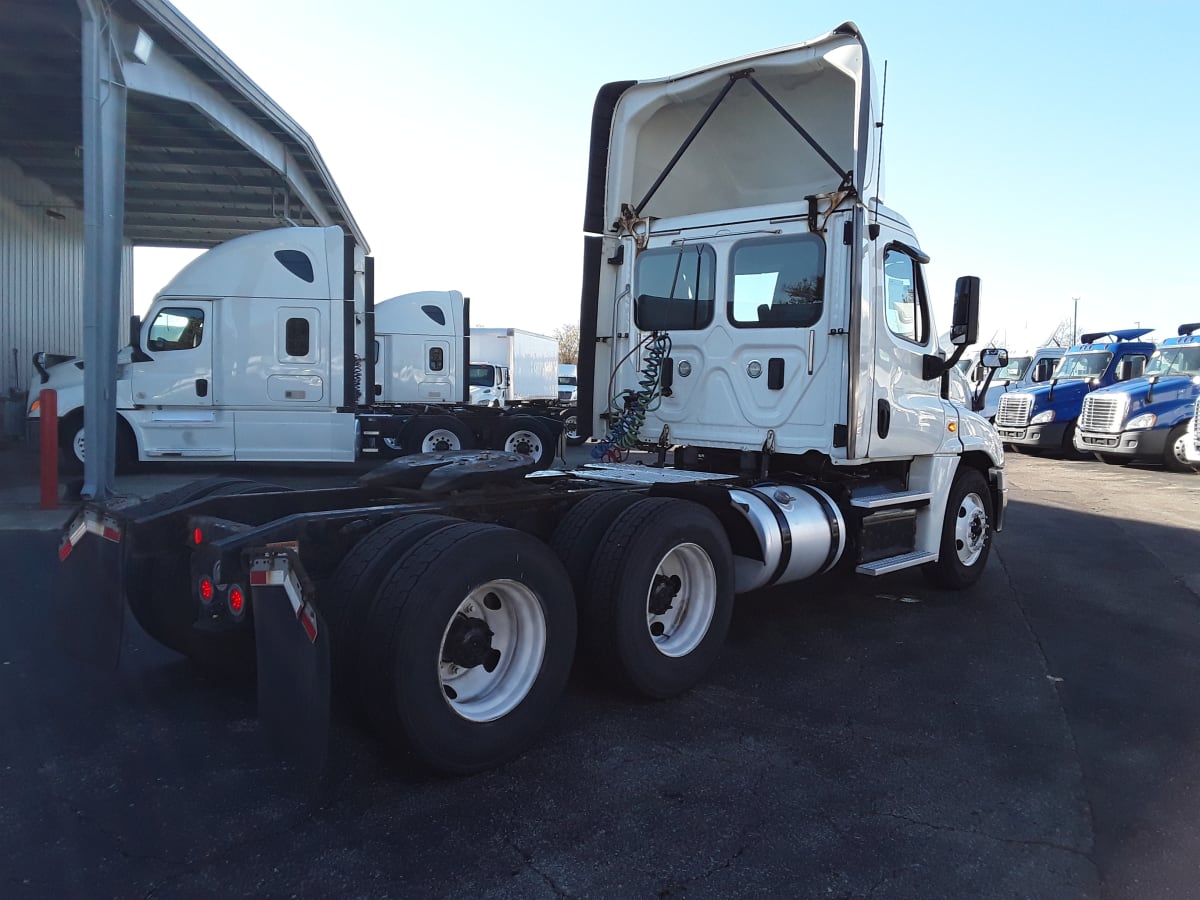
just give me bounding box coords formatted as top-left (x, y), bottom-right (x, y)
top-left (1126, 413), bottom-right (1157, 430)
top-left (1030, 410), bottom-right (1055, 424)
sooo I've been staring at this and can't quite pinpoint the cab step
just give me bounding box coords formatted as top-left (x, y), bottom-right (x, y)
top-left (849, 489), bottom-right (932, 509)
top-left (855, 550), bottom-right (936, 576)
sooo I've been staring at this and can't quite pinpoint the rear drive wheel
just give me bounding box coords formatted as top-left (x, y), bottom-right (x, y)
top-left (497, 417), bottom-right (555, 468)
top-left (922, 467), bottom-right (993, 589)
top-left (322, 514), bottom-right (461, 710)
top-left (549, 491), bottom-right (643, 600)
top-left (401, 415), bottom-right (476, 454)
top-left (582, 497), bottom-right (734, 699)
top-left (362, 522), bottom-right (576, 774)
top-left (1164, 424), bottom-right (1194, 473)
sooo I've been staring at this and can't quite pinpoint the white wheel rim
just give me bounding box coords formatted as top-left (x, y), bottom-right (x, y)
top-left (382, 437), bottom-right (402, 451)
top-left (72, 427), bottom-right (86, 463)
top-left (563, 414), bottom-right (579, 439)
top-left (1172, 434), bottom-right (1188, 465)
top-left (644, 542), bottom-right (716, 658)
top-left (503, 429), bottom-right (543, 458)
top-left (420, 428), bottom-right (464, 452)
top-left (438, 578), bottom-right (546, 722)
top-left (954, 491), bottom-right (989, 567)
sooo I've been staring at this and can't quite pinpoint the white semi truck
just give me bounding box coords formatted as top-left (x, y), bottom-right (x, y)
top-left (56, 22), bottom-right (1005, 777)
top-left (467, 327), bottom-right (559, 407)
top-left (27, 240), bottom-right (563, 470)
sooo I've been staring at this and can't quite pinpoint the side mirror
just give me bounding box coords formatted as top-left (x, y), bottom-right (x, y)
top-left (980, 348), bottom-right (1008, 369)
top-left (949, 276), bottom-right (981, 347)
top-left (129, 315), bottom-right (151, 362)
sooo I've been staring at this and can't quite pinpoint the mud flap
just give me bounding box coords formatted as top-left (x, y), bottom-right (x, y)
top-left (251, 552), bottom-right (331, 774)
top-left (54, 507), bottom-right (126, 670)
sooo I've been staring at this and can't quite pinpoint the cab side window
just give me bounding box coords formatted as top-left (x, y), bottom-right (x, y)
top-left (882, 249), bottom-right (929, 345)
top-left (146, 308), bottom-right (204, 352)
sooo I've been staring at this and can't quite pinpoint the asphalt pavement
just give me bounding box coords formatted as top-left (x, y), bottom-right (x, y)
top-left (0, 451), bottom-right (1197, 898)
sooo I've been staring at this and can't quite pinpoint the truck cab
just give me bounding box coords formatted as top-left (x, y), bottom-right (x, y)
top-left (973, 345), bottom-right (1064, 421)
top-left (558, 364), bottom-right (578, 403)
top-left (31, 227), bottom-right (361, 468)
top-left (1074, 323), bottom-right (1200, 471)
top-left (580, 21), bottom-right (1004, 580)
top-left (994, 329), bottom-right (1154, 455)
top-left (468, 363), bottom-right (507, 407)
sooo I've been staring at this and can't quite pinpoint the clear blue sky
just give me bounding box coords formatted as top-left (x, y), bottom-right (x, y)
top-left (141, 0), bottom-right (1200, 352)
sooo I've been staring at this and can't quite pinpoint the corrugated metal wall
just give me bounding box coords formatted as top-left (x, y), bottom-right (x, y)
top-left (0, 156), bottom-right (133, 400)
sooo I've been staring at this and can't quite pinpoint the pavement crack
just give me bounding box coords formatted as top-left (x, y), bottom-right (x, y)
top-left (876, 810), bottom-right (1096, 864)
top-left (502, 836), bottom-right (571, 898)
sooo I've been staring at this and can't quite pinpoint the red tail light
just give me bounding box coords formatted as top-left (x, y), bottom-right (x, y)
top-left (192, 527), bottom-right (204, 546)
top-left (227, 585), bottom-right (246, 617)
top-left (198, 577), bottom-right (214, 604)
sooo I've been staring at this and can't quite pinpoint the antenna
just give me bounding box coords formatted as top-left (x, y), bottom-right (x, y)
top-left (871, 60), bottom-right (888, 224)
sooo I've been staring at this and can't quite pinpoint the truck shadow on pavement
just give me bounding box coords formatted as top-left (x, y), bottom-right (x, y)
top-left (1, 495), bottom-right (1198, 898)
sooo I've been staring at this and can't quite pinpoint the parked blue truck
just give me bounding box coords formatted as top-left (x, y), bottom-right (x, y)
top-left (1074, 323), bottom-right (1200, 472)
top-left (994, 329), bottom-right (1155, 456)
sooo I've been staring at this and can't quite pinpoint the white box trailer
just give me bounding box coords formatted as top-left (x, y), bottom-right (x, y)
top-left (468, 328), bottom-right (558, 406)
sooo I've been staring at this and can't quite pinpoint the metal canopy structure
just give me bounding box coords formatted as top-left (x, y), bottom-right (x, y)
top-left (0, 0), bottom-right (366, 498)
top-left (0, 0), bottom-right (366, 248)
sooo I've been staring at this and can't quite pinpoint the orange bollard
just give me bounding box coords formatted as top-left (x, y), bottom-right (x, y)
top-left (39, 389), bottom-right (57, 510)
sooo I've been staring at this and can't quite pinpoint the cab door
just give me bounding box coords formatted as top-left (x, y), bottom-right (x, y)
top-left (130, 302), bottom-right (214, 406)
top-left (864, 238), bottom-right (947, 458)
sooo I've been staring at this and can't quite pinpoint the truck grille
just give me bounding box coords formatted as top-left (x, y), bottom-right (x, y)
top-left (1194, 398), bottom-right (1200, 451)
top-left (1079, 394), bottom-right (1126, 433)
top-left (995, 394), bottom-right (1033, 427)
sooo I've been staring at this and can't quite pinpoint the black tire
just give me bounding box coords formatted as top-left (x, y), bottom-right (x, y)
top-left (401, 415), bottom-right (476, 455)
top-left (322, 514), bottom-right (462, 709)
top-left (57, 412), bottom-right (139, 475)
top-left (582, 497), bottom-right (735, 699)
top-left (1095, 453), bottom-right (1126, 466)
top-left (559, 406), bottom-right (585, 446)
top-left (495, 416), bottom-right (555, 468)
top-left (921, 467), bottom-right (994, 589)
top-left (1163, 424), bottom-right (1194, 473)
top-left (361, 522), bottom-right (576, 774)
top-left (549, 491), bottom-right (642, 600)
top-left (1060, 423), bottom-right (1089, 460)
top-left (58, 412), bottom-right (85, 475)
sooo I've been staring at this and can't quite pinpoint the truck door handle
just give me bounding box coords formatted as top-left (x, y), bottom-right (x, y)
top-left (877, 399), bottom-right (891, 438)
top-left (196, 378), bottom-right (208, 398)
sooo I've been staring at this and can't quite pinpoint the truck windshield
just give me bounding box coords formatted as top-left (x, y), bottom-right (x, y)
top-left (1052, 351), bottom-right (1113, 379)
top-left (1145, 345), bottom-right (1200, 377)
top-left (994, 356), bottom-right (1032, 381)
top-left (468, 364), bottom-right (496, 386)
top-left (558, 376), bottom-right (577, 387)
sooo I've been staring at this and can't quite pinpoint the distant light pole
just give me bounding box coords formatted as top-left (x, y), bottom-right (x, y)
top-left (1072, 297), bottom-right (1079, 344)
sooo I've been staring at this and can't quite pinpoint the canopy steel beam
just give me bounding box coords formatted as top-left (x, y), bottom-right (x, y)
top-left (78, 0), bottom-right (126, 501)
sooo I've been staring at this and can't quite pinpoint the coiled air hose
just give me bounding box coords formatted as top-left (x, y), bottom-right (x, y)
top-left (592, 331), bottom-right (672, 461)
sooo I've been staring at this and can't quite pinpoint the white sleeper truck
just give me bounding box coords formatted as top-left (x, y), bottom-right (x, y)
top-left (28, 235), bottom-right (563, 470)
top-left (56, 22), bottom-right (1005, 776)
